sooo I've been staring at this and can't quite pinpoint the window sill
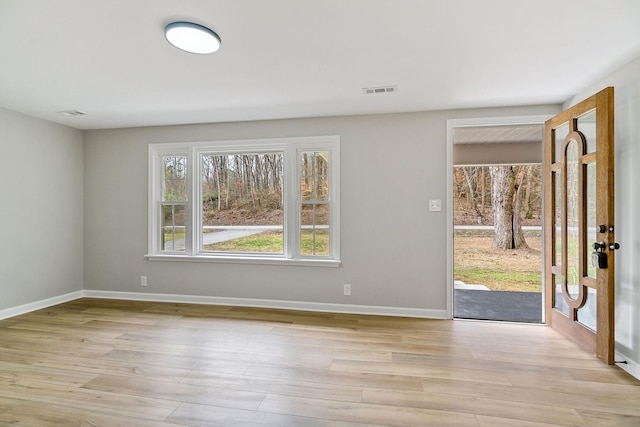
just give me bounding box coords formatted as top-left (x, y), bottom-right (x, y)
top-left (145, 253), bottom-right (342, 267)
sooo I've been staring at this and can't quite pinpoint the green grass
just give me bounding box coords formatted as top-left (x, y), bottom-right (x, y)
top-left (164, 231), bottom-right (185, 242)
top-left (454, 267), bottom-right (541, 292)
top-left (204, 231), bottom-right (284, 253)
top-left (300, 230), bottom-right (329, 256)
top-left (454, 231), bottom-right (542, 292)
top-left (203, 230), bottom-right (329, 255)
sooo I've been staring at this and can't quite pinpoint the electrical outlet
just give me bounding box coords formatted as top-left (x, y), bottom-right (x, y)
top-left (343, 284), bottom-right (351, 296)
top-left (140, 276), bottom-right (147, 287)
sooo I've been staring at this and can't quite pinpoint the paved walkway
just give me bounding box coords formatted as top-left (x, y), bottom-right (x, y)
top-left (165, 227), bottom-right (273, 251)
top-left (454, 288), bottom-right (543, 323)
top-left (454, 280), bottom-right (490, 291)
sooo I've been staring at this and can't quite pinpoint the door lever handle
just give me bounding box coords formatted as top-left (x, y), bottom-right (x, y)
top-left (593, 242), bottom-right (606, 251)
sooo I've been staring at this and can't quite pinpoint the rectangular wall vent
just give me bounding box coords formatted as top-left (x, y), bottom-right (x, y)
top-left (363, 85), bottom-right (397, 95)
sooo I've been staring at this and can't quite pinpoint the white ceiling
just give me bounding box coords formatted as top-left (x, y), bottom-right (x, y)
top-left (453, 124), bottom-right (542, 145)
top-left (1, 0), bottom-right (639, 130)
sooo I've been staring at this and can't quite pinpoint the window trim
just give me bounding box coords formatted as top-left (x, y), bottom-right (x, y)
top-left (146, 136), bottom-right (340, 266)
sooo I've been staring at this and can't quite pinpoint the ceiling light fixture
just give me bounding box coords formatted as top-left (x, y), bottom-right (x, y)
top-left (164, 21), bottom-right (221, 54)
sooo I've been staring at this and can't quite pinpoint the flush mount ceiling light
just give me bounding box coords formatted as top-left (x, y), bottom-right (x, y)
top-left (164, 21), bottom-right (221, 54)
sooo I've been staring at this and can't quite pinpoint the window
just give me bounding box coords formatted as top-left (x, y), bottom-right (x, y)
top-left (147, 136), bottom-right (340, 266)
top-left (300, 151), bottom-right (330, 256)
top-left (200, 152), bottom-right (284, 255)
top-left (161, 155), bottom-right (187, 252)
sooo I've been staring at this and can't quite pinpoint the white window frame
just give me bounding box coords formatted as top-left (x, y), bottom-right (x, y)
top-left (146, 136), bottom-right (340, 267)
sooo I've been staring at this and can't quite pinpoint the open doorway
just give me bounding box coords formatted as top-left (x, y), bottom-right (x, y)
top-left (447, 118), bottom-right (549, 323)
top-left (453, 164), bottom-right (542, 322)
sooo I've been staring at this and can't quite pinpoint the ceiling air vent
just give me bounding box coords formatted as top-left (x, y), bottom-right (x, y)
top-left (363, 85), bottom-right (397, 95)
top-left (56, 110), bottom-right (87, 117)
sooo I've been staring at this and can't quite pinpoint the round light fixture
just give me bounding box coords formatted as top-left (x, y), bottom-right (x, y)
top-left (164, 21), bottom-right (221, 54)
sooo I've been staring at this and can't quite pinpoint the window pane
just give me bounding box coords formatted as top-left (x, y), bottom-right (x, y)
top-left (553, 274), bottom-right (570, 316)
top-left (162, 203), bottom-right (185, 252)
top-left (201, 153), bottom-right (284, 254)
top-left (553, 171), bottom-right (562, 268)
top-left (300, 150), bottom-right (331, 256)
top-left (301, 203), bottom-right (330, 256)
top-left (578, 288), bottom-right (597, 331)
top-left (577, 109), bottom-right (597, 154)
top-left (301, 151), bottom-right (329, 201)
top-left (586, 162), bottom-right (597, 279)
top-left (163, 156), bottom-right (187, 201)
top-left (566, 140), bottom-right (580, 300)
top-left (553, 123), bottom-right (570, 164)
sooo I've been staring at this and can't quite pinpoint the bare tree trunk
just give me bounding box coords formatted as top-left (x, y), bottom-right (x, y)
top-left (490, 166), bottom-right (528, 249)
top-left (215, 164), bottom-right (221, 211)
top-left (490, 166), bottom-right (513, 248)
top-left (480, 167), bottom-right (486, 214)
top-left (453, 168), bottom-right (464, 208)
top-left (512, 166), bottom-right (529, 249)
top-left (523, 165), bottom-right (533, 219)
top-left (462, 167), bottom-right (483, 221)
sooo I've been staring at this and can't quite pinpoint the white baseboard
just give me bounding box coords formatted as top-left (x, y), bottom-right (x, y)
top-left (82, 290), bottom-right (448, 319)
top-left (0, 290), bottom-right (84, 320)
top-left (615, 351), bottom-right (640, 380)
top-left (1, 289), bottom-right (447, 320)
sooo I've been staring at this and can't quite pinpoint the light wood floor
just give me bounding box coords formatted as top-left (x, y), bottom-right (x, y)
top-left (0, 299), bottom-right (639, 426)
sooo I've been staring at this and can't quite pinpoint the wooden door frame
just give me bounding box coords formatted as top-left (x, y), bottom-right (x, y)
top-left (445, 114), bottom-right (553, 319)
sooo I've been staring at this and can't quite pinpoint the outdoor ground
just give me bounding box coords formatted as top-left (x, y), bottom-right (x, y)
top-left (454, 229), bottom-right (542, 292)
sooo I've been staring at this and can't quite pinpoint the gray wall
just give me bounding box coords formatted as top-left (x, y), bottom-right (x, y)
top-left (0, 107), bottom-right (84, 310)
top-left (83, 105), bottom-right (557, 315)
top-left (564, 56), bottom-right (640, 373)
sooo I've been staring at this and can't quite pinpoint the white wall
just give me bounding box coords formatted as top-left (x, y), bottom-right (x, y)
top-left (83, 105), bottom-right (557, 316)
top-left (0, 107), bottom-right (84, 310)
top-left (564, 56), bottom-right (640, 375)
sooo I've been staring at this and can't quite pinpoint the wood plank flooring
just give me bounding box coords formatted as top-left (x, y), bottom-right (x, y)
top-left (0, 298), bottom-right (639, 426)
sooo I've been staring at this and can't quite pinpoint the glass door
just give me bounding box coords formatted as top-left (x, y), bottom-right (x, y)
top-left (544, 87), bottom-right (616, 364)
